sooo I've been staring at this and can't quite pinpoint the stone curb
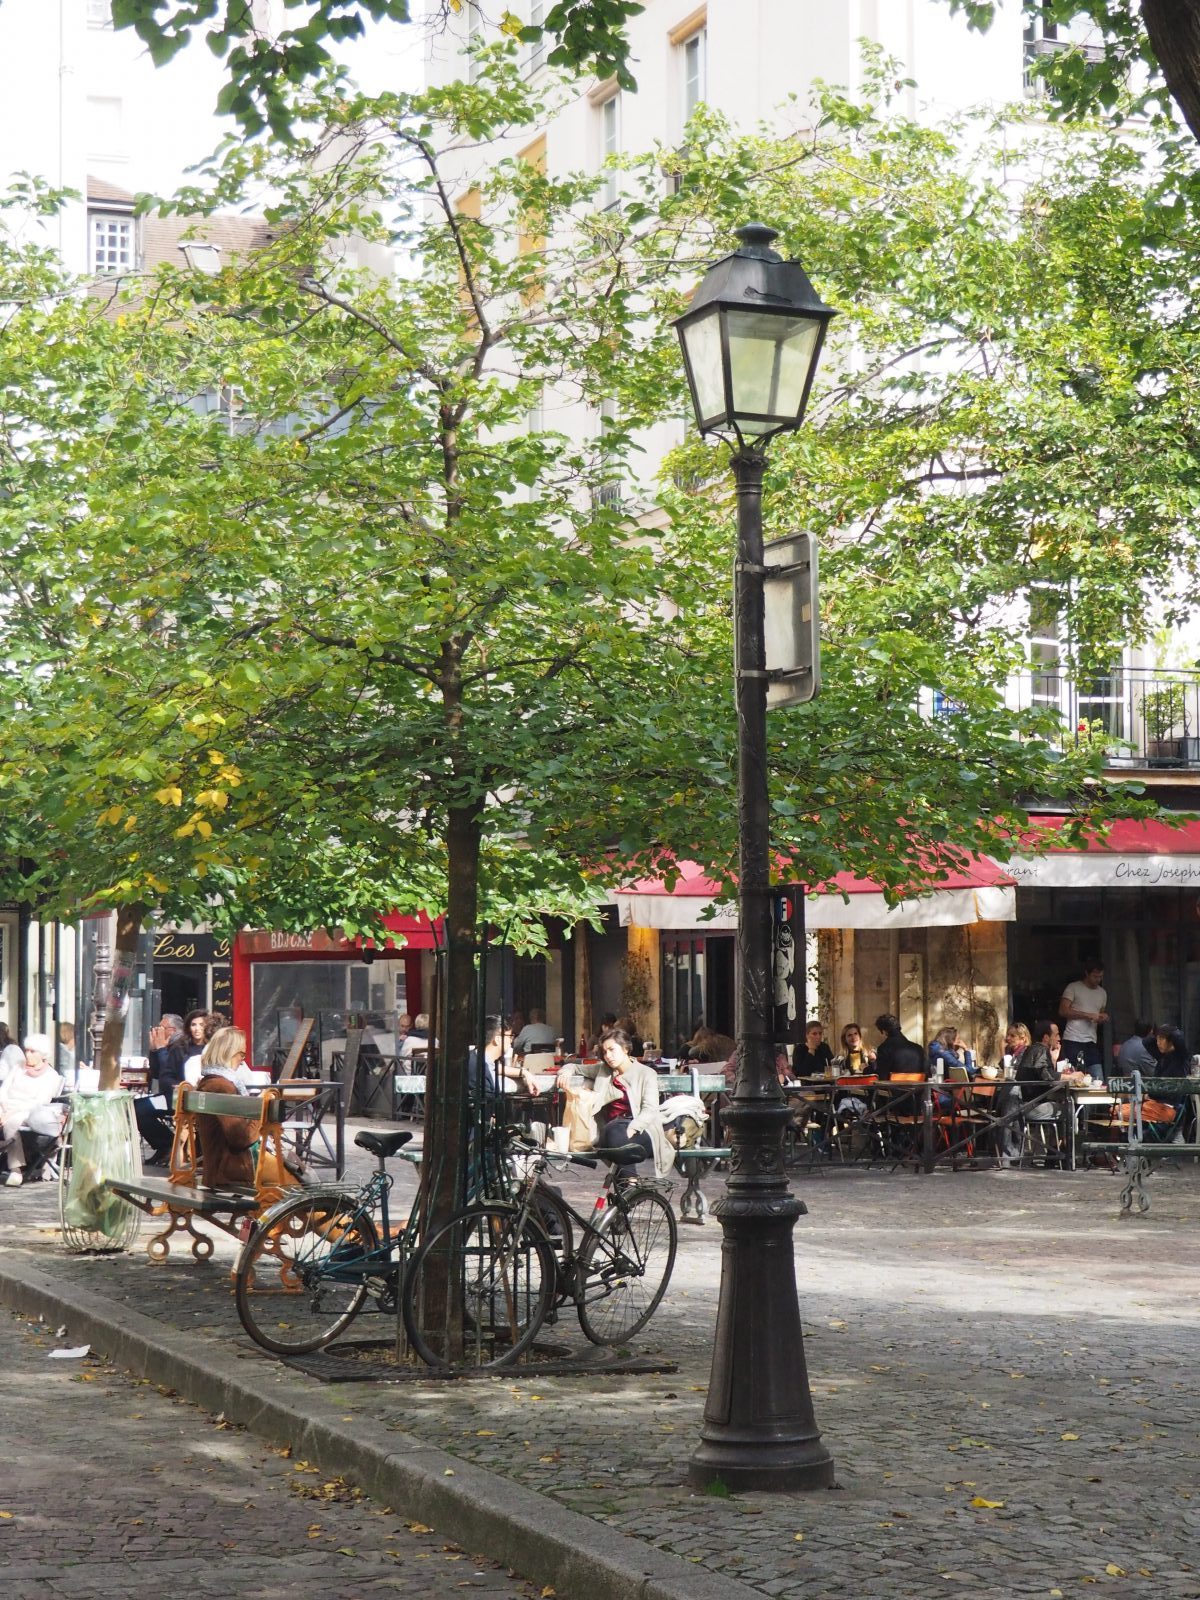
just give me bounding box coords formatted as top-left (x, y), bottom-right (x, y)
top-left (0, 1257), bottom-right (759, 1600)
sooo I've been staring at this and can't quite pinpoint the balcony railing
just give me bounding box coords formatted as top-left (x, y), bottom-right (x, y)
top-left (1007, 667), bottom-right (1200, 768)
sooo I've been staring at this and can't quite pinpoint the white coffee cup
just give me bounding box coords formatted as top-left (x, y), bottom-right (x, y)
top-left (528, 1121), bottom-right (547, 1148)
top-left (550, 1126), bottom-right (571, 1154)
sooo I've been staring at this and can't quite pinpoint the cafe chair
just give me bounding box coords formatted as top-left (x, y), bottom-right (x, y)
top-left (1020, 1104), bottom-right (1063, 1168)
top-left (879, 1073), bottom-right (926, 1168)
top-left (522, 1052), bottom-right (557, 1074)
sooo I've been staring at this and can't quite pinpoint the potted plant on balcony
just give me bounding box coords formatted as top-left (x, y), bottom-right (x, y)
top-left (1144, 681), bottom-right (1188, 765)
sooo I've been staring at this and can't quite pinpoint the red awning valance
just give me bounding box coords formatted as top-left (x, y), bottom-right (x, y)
top-left (237, 912), bottom-right (442, 958)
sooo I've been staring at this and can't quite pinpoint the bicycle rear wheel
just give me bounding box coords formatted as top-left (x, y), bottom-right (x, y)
top-left (577, 1187), bottom-right (677, 1345)
top-left (402, 1203), bottom-right (554, 1371)
top-left (235, 1189), bottom-right (379, 1356)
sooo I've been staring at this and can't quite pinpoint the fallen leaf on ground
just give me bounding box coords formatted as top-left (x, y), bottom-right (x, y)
top-left (1060, 1433), bottom-right (1080, 1442)
top-left (1105, 1565), bottom-right (1126, 1577)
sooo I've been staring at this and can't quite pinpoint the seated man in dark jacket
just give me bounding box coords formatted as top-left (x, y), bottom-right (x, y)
top-left (874, 1015), bottom-right (926, 1079)
top-left (1001, 1017), bottom-right (1061, 1162)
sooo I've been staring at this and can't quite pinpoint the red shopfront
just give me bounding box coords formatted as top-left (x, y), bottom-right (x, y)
top-left (232, 914), bottom-right (441, 1071)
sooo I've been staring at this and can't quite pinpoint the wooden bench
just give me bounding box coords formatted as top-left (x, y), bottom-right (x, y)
top-left (107, 1085), bottom-right (311, 1261)
top-left (1077, 1071), bottom-right (1200, 1213)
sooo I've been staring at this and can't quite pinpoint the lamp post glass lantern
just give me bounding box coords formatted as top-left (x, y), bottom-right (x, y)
top-left (673, 223), bottom-right (836, 1492)
top-left (675, 223), bottom-right (833, 445)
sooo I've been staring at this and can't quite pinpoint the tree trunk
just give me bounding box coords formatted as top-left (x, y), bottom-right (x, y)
top-left (420, 801), bottom-right (482, 1236)
top-left (1141, 0), bottom-right (1200, 144)
top-left (98, 903), bottom-right (145, 1091)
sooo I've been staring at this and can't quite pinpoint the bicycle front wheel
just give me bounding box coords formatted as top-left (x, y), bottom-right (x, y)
top-left (402, 1203), bottom-right (554, 1371)
top-left (577, 1187), bottom-right (677, 1346)
top-left (235, 1189), bottom-right (379, 1356)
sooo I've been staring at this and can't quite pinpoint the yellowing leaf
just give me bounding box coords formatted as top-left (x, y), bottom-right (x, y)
top-left (154, 785), bottom-right (183, 807)
top-left (207, 750), bottom-right (225, 765)
top-left (793, 1532), bottom-right (805, 1542)
top-left (1105, 1565), bottom-right (1126, 1577)
top-left (1060, 1432), bottom-right (1080, 1441)
top-left (101, 805), bottom-right (124, 826)
top-left (969, 1496), bottom-right (1005, 1509)
top-left (195, 819), bottom-right (213, 839)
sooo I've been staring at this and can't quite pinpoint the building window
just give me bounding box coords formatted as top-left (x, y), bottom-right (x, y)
top-left (525, 0), bottom-right (545, 73)
top-left (681, 27), bottom-right (706, 123)
top-left (1023, 7), bottom-right (1104, 94)
top-left (597, 92), bottom-right (620, 210)
top-left (89, 212), bottom-right (134, 275)
top-left (87, 0), bottom-right (112, 26)
top-left (1028, 585), bottom-right (1064, 706)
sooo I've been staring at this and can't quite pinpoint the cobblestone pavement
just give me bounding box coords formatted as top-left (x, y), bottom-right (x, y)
top-left (5, 1130), bottom-right (1200, 1599)
top-left (0, 1304), bottom-right (540, 1600)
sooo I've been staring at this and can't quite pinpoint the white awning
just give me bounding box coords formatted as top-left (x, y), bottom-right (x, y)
top-left (806, 884), bottom-right (1015, 928)
top-left (613, 883), bottom-right (1015, 931)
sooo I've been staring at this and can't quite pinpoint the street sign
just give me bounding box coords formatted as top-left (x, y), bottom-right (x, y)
top-left (763, 531), bottom-right (820, 708)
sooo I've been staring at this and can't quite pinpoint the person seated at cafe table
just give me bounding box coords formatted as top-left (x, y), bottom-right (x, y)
top-left (874, 1015), bottom-right (926, 1079)
top-left (929, 1026), bottom-right (970, 1079)
top-left (468, 1017), bottom-right (540, 1099)
top-left (834, 1022), bottom-right (875, 1074)
top-left (557, 1027), bottom-right (674, 1178)
top-left (1116, 1020), bottom-right (1158, 1075)
top-left (683, 1024), bottom-right (736, 1064)
top-left (996, 1018), bottom-right (1061, 1164)
top-left (793, 1020), bottom-right (833, 1078)
top-left (511, 1009), bottom-right (557, 1059)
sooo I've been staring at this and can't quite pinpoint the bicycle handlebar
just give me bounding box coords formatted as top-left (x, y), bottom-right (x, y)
top-left (503, 1126), bottom-right (598, 1168)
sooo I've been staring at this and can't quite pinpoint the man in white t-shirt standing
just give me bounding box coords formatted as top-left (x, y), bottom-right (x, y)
top-left (1059, 960), bottom-right (1109, 1076)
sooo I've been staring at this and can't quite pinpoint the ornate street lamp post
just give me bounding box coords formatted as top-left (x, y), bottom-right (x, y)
top-left (674, 222), bottom-right (836, 1491)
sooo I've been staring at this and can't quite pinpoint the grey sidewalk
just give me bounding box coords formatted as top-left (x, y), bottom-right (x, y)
top-left (4, 1154), bottom-right (1200, 1598)
top-left (1, 1306), bottom-right (541, 1600)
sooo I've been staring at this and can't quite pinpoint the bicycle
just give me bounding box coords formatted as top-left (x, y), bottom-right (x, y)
top-left (235, 1121), bottom-right (557, 1359)
top-left (401, 1132), bottom-right (678, 1371)
top-left (234, 1128), bottom-right (419, 1356)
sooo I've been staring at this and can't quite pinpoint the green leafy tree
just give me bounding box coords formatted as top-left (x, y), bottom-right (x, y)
top-left (951, 2), bottom-right (1200, 148)
top-left (108, 0), bottom-right (645, 135)
top-left (1, 57), bottom-right (1184, 1165)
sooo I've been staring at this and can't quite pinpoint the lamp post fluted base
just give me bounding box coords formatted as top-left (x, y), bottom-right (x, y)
top-left (688, 1100), bottom-right (835, 1494)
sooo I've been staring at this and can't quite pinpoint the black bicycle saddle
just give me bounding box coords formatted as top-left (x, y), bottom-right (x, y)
top-left (594, 1143), bottom-right (647, 1165)
top-left (355, 1130), bottom-right (414, 1158)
